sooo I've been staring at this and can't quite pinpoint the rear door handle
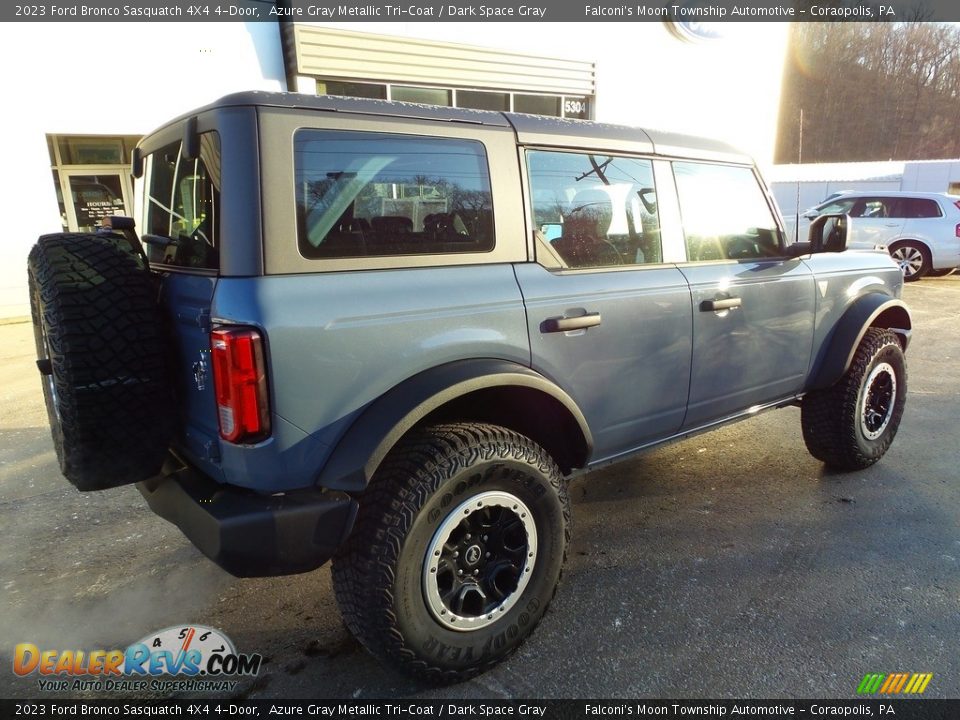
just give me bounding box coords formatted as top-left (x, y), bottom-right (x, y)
top-left (540, 312), bottom-right (602, 333)
top-left (700, 297), bottom-right (742, 312)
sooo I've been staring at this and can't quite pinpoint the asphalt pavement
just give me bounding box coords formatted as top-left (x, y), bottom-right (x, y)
top-left (1, 276), bottom-right (958, 700)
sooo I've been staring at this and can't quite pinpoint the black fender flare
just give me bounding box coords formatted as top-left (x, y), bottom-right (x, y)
top-left (806, 295), bottom-right (911, 391)
top-left (316, 359), bottom-right (593, 492)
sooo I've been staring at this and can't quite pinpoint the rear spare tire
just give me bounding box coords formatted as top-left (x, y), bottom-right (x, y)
top-left (28, 233), bottom-right (174, 491)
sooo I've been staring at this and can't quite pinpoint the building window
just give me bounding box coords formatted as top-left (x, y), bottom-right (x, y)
top-left (514, 94), bottom-right (562, 117)
top-left (456, 90), bottom-right (510, 112)
top-left (315, 78), bottom-right (592, 120)
top-left (391, 86), bottom-right (453, 106)
top-left (319, 80), bottom-right (387, 99)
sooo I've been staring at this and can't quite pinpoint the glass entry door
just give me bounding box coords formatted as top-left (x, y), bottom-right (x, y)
top-left (59, 168), bottom-right (132, 232)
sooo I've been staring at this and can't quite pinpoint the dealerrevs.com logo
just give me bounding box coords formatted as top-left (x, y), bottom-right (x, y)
top-left (14, 625), bottom-right (262, 693)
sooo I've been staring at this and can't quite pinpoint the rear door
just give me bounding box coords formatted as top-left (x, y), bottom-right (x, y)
top-left (671, 161), bottom-right (816, 427)
top-left (514, 149), bottom-right (692, 461)
top-left (846, 196), bottom-right (906, 249)
top-left (139, 132), bottom-right (223, 473)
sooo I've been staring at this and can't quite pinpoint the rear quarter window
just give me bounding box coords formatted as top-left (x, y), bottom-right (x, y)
top-left (294, 130), bottom-right (494, 259)
top-left (905, 198), bottom-right (942, 218)
top-left (143, 132), bottom-right (221, 270)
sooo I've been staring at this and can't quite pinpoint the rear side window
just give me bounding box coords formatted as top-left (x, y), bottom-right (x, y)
top-left (527, 149), bottom-right (662, 270)
top-left (294, 130), bottom-right (494, 259)
top-left (850, 197), bottom-right (904, 219)
top-left (673, 162), bottom-right (783, 262)
top-left (143, 132), bottom-right (221, 270)
top-left (905, 198), bottom-right (942, 218)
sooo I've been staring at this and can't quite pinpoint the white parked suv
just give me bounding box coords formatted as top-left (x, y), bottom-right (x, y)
top-left (801, 191), bottom-right (960, 280)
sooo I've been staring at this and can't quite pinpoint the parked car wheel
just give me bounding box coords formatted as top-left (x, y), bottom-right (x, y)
top-left (801, 328), bottom-right (907, 471)
top-left (888, 241), bottom-right (930, 281)
top-left (925, 267), bottom-right (956, 278)
top-left (332, 423), bottom-right (569, 683)
top-left (27, 233), bottom-right (174, 491)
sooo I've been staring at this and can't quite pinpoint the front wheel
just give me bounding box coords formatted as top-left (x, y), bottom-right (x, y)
top-left (332, 423), bottom-right (569, 683)
top-left (801, 328), bottom-right (907, 471)
top-left (888, 241), bottom-right (930, 282)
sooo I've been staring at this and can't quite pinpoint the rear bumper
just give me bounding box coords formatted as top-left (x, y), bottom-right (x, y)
top-left (137, 455), bottom-right (358, 578)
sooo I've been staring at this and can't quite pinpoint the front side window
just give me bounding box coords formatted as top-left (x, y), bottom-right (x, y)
top-left (294, 130), bottom-right (494, 259)
top-left (850, 197), bottom-right (904, 219)
top-left (815, 198), bottom-right (856, 216)
top-left (673, 162), bottom-right (782, 262)
top-left (143, 132), bottom-right (221, 270)
top-left (527, 150), bottom-right (661, 270)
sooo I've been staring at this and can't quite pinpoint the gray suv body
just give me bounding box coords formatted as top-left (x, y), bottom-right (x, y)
top-left (28, 92), bottom-right (912, 682)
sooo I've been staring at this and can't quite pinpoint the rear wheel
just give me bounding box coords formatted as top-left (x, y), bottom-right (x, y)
top-left (28, 233), bottom-right (174, 490)
top-left (332, 423), bottom-right (569, 683)
top-left (888, 241), bottom-right (930, 281)
top-left (801, 328), bottom-right (907, 471)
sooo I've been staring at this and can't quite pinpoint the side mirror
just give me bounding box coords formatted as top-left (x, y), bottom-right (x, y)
top-left (131, 147), bottom-right (144, 179)
top-left (808, 213), bottom-right (847, 253)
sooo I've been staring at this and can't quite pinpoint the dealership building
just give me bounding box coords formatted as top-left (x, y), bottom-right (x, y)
top-left (0, 21), bottom-right (791, 320)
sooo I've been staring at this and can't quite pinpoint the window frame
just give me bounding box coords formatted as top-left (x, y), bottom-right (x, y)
top-left (259, 108), bottom-right (527, 275)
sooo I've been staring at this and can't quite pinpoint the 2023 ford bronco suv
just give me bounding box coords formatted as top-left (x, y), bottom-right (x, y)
top-left (28, 92), bottom-right (911, 682)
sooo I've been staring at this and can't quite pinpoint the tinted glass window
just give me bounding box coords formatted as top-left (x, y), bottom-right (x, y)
top-left (320, 80), bottom-right (386, 99)
top-left (850, 197), bottom-right (904, 218)
top-left (527, 150), bottom-right (661, 269)
top-left (905, 198), bottom-right (942, 218)
top-left (144, 132), bottom-right (221, 269)
top-left (515, 95), bottom-right (562, 117)
top-left (673, 162), bottom-right (782, 261)
top-left (457, 90), bottom-right (509, 111)
top-left (816, 198), bottom-right (856, 215)
top-left (295, 130), bottom-right (494, 259)
top-left (392, 86), bottom-right (452, 106)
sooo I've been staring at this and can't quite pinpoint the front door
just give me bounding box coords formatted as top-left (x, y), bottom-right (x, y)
top-left (670, 160), bottom-right (816, 428)
top-left (515, 149), bottom-right (692, 461)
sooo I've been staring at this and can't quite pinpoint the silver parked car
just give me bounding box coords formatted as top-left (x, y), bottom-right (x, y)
top-left (801, 191), bottom-right (960, 280)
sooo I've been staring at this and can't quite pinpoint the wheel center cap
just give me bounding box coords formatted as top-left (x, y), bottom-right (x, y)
top-left (464, 544), bottom-right (483, 565)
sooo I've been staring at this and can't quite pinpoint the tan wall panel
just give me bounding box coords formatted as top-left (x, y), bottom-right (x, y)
top-left (293, 26), bottom-right (595, 96)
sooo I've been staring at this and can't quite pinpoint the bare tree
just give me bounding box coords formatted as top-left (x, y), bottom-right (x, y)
top-left (776, 21), bottom-right (960, 163)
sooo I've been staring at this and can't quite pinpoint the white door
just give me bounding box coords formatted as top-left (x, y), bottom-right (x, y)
top-left (60, 167), bottom-right (133, 232)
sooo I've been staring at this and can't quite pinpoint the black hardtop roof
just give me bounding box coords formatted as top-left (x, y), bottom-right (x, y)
top-left (147, 90), bottom-right (752, 163)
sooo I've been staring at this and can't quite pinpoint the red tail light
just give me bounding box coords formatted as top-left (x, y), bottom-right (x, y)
top-left (210, 327), bottom-right (270, 444)
top-left (956, 223), bottom-right (960, 239)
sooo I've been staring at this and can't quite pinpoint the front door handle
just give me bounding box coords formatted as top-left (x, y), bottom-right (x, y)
top-left (700, 297), bottom-right (742, 312)
top-left (540, 312), bottom-right (602, 333)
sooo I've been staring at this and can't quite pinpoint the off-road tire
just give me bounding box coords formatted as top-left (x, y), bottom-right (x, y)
top-left (331, 423), bottom-right (569, 684)
top-left (28, 233), bottom-right (174, 491)
top-left (888, 241), bottom-right (930, 282)
top-left (801, 328), bottom-right (907, 471)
